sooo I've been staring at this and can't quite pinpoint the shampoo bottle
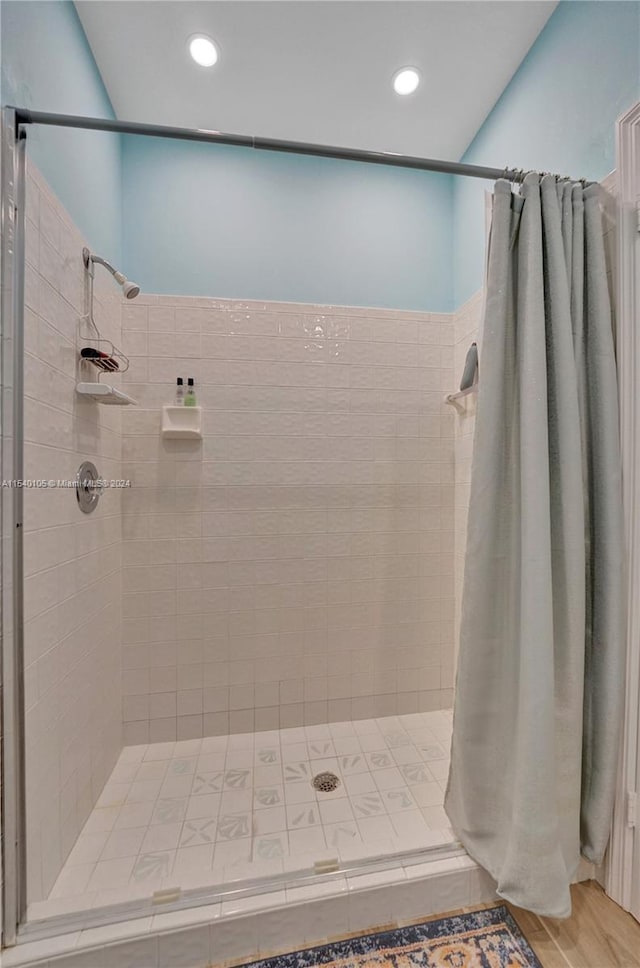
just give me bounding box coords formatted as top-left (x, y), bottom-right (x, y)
top-left (185, 378), bottom-right (197, 406)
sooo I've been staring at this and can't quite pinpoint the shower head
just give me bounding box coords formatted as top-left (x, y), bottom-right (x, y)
top-left (83, 248), bottom-right (141, 300)
top-left (111, 269), bottom-right (140, 299)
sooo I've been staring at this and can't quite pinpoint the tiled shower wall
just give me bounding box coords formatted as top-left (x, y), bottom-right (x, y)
top-left (120, 298), bottom-right (456, 743)
top-left (452, 292), bottom-right (483, 653)
top-left (22, 163), bottom-right (123, 902)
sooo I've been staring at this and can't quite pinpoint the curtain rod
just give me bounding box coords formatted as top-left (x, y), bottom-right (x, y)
top-left (12, 107), bottom-right (525, 182)
top-left (12, 108), bottom-right (594, 185)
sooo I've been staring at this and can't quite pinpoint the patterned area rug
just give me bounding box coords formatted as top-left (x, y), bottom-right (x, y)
top-left (242, 906), bottom-right (543, 968)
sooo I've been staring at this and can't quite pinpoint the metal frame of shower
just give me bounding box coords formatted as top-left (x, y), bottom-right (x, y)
top-left (0, 103), bottom-right (600, 948)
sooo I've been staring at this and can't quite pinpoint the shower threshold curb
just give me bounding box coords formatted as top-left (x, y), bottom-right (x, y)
top-left (3, 852), bottom-right (498, 968)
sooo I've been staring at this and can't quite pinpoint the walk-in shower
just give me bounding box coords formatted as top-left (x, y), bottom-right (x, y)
top-left (0, 102), bottom-right (620, 963)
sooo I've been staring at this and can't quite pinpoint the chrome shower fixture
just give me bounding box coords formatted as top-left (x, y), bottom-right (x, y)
top-left (82, 247), bottom-right (140, 299)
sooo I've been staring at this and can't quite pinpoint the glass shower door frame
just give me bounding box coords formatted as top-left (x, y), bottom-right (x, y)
top-left (1, 105), bottom-right (28, 948)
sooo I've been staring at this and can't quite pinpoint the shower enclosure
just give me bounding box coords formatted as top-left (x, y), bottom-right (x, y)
top-left (1, 103), bottom-right (634, 963)
top-left (1, 107), bottom-right (479, 948)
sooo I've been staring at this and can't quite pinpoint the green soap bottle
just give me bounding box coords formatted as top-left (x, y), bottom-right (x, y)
top-left (185, 377), bottom-right (197, 406)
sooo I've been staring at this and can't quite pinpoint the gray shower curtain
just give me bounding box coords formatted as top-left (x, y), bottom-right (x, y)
top-left (445, 173), bottom-right (625, 919)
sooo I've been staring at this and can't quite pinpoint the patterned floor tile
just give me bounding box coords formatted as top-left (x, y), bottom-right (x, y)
top-left (382, 729), bottom-right (412, 749)
top-left (152, 798), bottom-right (188, 824)
top-left (42, 711), bottom-right (455, 919)
top-left (224, 768), bottom-right (252, 789)
top-left (364, 750), bottom-right (394, 771)
top-left (324, 821), bottom-right (361, 850)
top-left (382, 787), bottom-right (417, 812)
top-left (130, 850), bottom-right (174, 883)
top-left (191, 772), bottom-right (224, 795)
top-left (255, 747), bottom-right (281, 765)
top-left (283, 761), bottom-right (311, 783)
top-left (180, 818), bottom-right (217, 846)
top-left (418, 744), bottom-right (448, 762)
top-left (286, 803), bottom-right (320, 829)
top-left (254, 786), bottom-right (284, 807)
top-left (307, 740), bottom-right (336, 759)
top-left (217, 812), bottom-right (252, 841)
top-left (253, 833), bottom-right (288, 861)
top-left (400, 762), bottom-right (432, 785)
top-left (351, 793), bottom-right (385, 818)
top-left (339, 753), bottom-right (368, 775)
top-left (168, 756), bottom-right (198, 776)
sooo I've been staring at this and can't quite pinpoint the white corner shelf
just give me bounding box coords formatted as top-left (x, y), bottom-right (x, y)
top-left (76, 382), bottom-right (137, 406)
top-left (161, 405), bottom-right (202, 439)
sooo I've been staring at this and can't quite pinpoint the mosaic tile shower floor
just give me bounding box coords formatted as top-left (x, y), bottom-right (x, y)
top-left (30, 711), bottom-right (455, 921)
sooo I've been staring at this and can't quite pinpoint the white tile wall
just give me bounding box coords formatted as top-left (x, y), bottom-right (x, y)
top-left (452, 292), bottom-right (483, 658)
top-left (120, 297), bottom-right (456, 742)
top-left (22, 163), bottom-right (124, 902)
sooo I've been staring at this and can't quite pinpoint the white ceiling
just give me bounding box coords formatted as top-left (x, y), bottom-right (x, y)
top-left (76, 1), bottom-right (557, 161)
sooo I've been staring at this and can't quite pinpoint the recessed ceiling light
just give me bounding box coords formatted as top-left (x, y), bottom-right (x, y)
top-left (393, 68), bottom-right (420, 96)
top-left (188, 34), bottom-right (219, 68)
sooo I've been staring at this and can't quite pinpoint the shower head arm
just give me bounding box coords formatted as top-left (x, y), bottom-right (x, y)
top-left (82, 248), bottom-right (125, 284)
top-left (82, 248), bottom-right (139, 298)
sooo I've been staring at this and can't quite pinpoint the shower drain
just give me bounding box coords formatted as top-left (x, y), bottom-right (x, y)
top-left (312, 771), bottom-right (341, 793)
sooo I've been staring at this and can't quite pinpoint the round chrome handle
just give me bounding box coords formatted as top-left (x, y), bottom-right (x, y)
top-left (76, 460), bottom-right (102, 514)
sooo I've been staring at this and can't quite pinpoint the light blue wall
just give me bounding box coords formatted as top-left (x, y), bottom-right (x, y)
top-left (4, 0), bottom-right (638, 312)
top-left (454, 0), bottom-right (640, 308)
top-left (1, 0), bottom-right (121, 262)
top-left (122, 136), bottom-right (454, 312)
